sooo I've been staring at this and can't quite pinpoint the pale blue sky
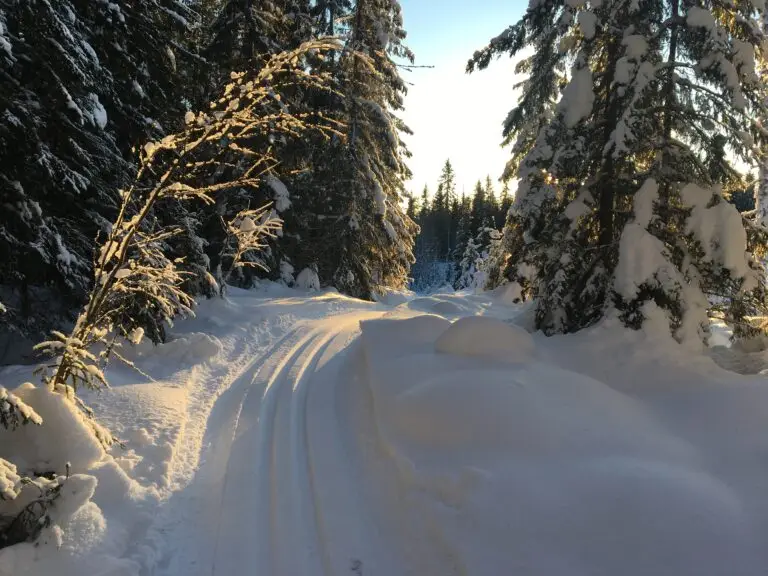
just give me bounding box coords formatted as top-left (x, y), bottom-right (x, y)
top-left (398, 0), bottom-right (527, 198)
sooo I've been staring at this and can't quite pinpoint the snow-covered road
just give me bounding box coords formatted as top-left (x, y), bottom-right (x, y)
top-left (160, 311), bottom-right (389, 576)
top-left (6, 286), bottom-right (768, 576)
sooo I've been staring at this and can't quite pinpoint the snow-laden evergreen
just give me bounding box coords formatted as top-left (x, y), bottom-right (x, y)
top-left (0, 0), bottom-right (422, 348)
top-left (0, 0), bottom-right (193, 343)
top-left (291, 0), bottom-right (418, 299)
top-left (472, 0), bottom-right (768, 343)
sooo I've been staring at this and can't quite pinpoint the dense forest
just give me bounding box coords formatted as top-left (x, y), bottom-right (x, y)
top-left (470, 0), bottom-right (768, 342)
top-left (0, 0), bottom-right (416, 355)
top-left (4, 0), bottom-right (768, 564)
top-left (408, 160), bottom-right (511, 291)
top-left (3, 0), bottom-right (768, 352)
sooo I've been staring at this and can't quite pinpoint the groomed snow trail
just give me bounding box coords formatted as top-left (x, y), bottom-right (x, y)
top-left (158, 310), bottom-right (403, 576)
top-left (7, 289), bottom-right (768, 576)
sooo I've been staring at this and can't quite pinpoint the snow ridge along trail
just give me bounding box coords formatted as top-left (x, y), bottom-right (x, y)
top-left (7, 289), bottom-right (768, 576)
top-left (159, 310), bottom-right (387, 576)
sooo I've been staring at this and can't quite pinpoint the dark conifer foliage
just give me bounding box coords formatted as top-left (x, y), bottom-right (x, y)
top-left (0, 0), bottom-right (420, 350)
top-left (0, 0), bottom-right (192, 343)
top-left (409, 163), bottom-right (506, 292)
top-left (284, 0), bottom-right (417, 298)
top-left (471, 0), bottom-right (768, 342)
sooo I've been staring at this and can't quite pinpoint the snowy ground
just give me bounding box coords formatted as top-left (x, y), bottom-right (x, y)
top-left (3, 284), bottom-right (768, 575)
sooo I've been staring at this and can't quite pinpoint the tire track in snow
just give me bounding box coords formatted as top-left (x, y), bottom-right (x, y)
top-left (156, 311), bottom-right (403, 576)
top-left (287, 329), bottom-right (347, 576)
top-left (252, 329), bottom-right (330, 574)
top-left (211, 311), bottom-right (385, 575)
top-left (151, 324), bottom-right (317, 576)
top-left (210, 325), bottom-right (322, 575)
top-left (258, 318), bottom-right (377, 576)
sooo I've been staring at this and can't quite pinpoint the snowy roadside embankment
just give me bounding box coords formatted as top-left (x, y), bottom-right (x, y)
top-left (0, 285), bottom-right (381, 576)
top-left (359, 305), bottom-right (768, 575)
top-left (3, 285), bottom-right (768, 575)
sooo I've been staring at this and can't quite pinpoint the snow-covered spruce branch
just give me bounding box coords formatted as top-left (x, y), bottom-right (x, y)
top-left (0, 387), bottom-right (67, 549)
top-left (0, 461), bottom-right (69, 549)
top-left (30, 39), bottom-right (346, 445)
top-left (0, 386), bottom-right (42, 432)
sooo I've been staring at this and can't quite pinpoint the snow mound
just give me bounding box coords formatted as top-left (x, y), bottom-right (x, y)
top-left (373, 287), bottom-right (414, 306)
top-left (357, 311), bottom-right (763, 574)
top-left (435, 316), bottom-right (534, 362)
top-left (460, 456), bottom-right (752, 576)
top-left (406, 297), bottom-right (464, 316)
top-left (408, 297), bottom-right (444, 310)
top-left (0, 383), bottom-right (161, 574)
top-left (0, 383), bottom-right (104, 474)
top-left (362, 314), bottom-right (451, 359)
top-left (428, 300), bottom-right (462, 315)
top-left (295, 267), bottom-right (320, 291)
top-left (403, 295), bottom-right (491, 318)
top-left (163, 333), bottom-right (221, 361)
top-left (123, 332), bottom-right (221, 373)
top-left (490, 281), bottom-right (523, 305)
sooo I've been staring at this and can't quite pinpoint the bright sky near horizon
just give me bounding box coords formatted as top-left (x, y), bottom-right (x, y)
top-left (398, 0), bottom-right (527, 199)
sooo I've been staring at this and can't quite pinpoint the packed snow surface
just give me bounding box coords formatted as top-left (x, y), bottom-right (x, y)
top-left (434, 315), bottom-right (534, 362)
top-left (3, 285), bottom-right (768, 575)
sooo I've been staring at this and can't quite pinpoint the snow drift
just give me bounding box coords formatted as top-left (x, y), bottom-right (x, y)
top-left (3, 286), bottom-right (768, 575)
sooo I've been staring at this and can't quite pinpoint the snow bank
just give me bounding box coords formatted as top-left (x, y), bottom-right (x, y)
top-left (372, 287), bottom-right (414, 306)
top-left (490, 281), bottom-right (523, 305)
top-left (455, 455), bottom-right (753, 576)
top-left (122, 332), bottom-right (221, 374)
top-left (362, 315), bottom-right (691, 464)
top-left (358, 308), bottom-right (766, 575)
top-left (6, 286), bottom-right (768, 575)
top-left (428, 300), bottom-right (463, 315)
top-left (295, 267), bottom-right (320, 291)
top-left (0, 383), bottom-right (162, 575)
top-left (434, 316), bottom-right (534, 363)
top-left (0, 384), bottom-right (103, 474)
top-left (407, 297), bottom-right (463, 316)
top-left (400, 294), bottom-right (495, 318)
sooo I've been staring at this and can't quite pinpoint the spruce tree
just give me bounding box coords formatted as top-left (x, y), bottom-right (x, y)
top-left (484, 175), bottom-right (500, 226)
top-left (448, 195), bottom-right (461, 259)
top-left (206, 0), bottom-right (312, 83)
top-left (470, 180), bottom-right (487, 234)
top-left (438, 159), bottom-right (458, 208)
top-left (471, 0), bottom-right (768, 342)
top-left (405, 192), bottom-right (418, 220)
top-left (419, 184), bottom-right (430, 219)
top-left (456, 237), bottom-right (480, 290)
top-left (452, 207), bottom-right (472, 286)
top-left (0, 0), bottom-right (193, 342)
top-left (475, 215), bottom-right (498, 259)
top-left (498, 179), bottom-right (513, 228)
top-left (306, 0), bottom-right (417, 298)
top-left (430, 183), bottom-right (449, 257)
top-left (313, 0), bottom-right (353, 36)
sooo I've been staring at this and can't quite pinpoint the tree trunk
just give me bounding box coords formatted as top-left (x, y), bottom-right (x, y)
top-left (597, 40), bottom-right (622, 251)
top-left (759, 11), bottom-right (768, 226)
top-left (660, 0), bottom-right (679, 199)
top-left (757, 165), bottom-right (768, 226)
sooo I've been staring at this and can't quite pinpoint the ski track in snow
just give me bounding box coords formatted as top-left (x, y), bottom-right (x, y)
top-left (154, 311), bottom-right (389, 576)
top-left (9, 288), bottom-right (768, 576)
